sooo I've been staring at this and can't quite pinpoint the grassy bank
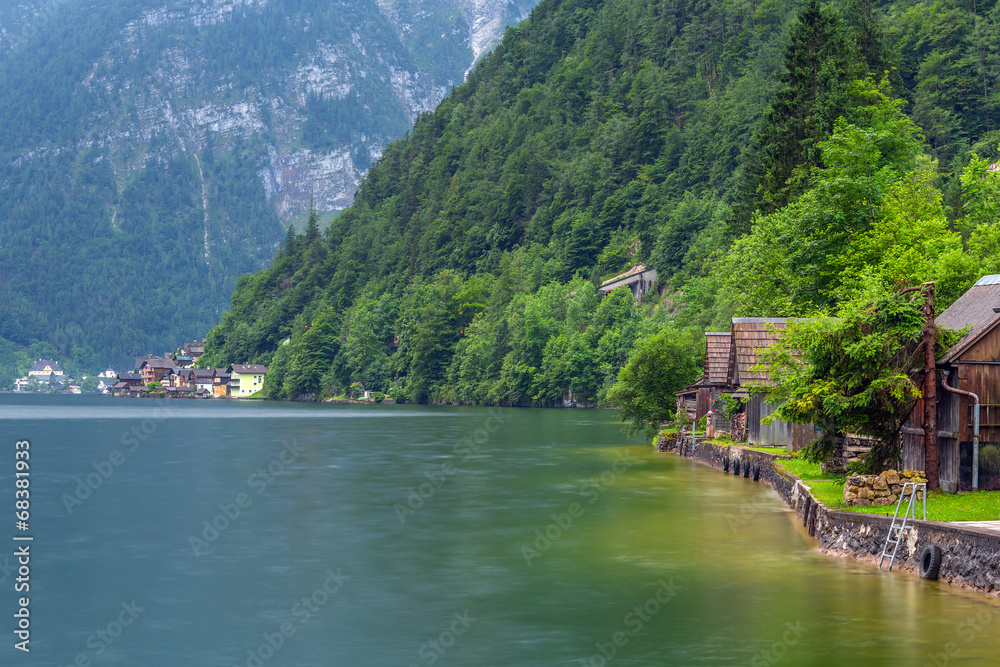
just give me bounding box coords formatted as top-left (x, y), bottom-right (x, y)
top-left (774, 457), bottom-right (1000, 522)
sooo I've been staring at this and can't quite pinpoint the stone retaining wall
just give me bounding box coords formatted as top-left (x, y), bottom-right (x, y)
top-left (665, 436), bottom-right (1000, 595)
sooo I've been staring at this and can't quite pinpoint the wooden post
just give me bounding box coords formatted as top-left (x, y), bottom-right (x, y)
top-left (922, 282), bottom-right (939, 490)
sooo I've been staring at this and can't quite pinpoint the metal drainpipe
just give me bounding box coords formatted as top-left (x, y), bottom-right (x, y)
top-left (941, 370), bottom-right (980, 491)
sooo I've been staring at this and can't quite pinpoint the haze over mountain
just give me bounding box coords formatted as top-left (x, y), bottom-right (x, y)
top-left (0, 0), bottom-right (536, 377)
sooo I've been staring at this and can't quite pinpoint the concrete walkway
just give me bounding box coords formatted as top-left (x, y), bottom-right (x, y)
top-left (947, 520), bottom-right (1000, 535)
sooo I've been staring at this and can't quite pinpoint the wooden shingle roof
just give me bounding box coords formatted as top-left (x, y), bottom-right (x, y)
top-left (730, 318), bottom-right (789, 387)
top-left (704, 332), bottom-right (732, 385)
top-left (937, 276), bottom-right (1000, 364)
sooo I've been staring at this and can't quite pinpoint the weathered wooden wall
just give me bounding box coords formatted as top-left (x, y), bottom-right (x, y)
top-left (746, 395), bottom-right (818, 450)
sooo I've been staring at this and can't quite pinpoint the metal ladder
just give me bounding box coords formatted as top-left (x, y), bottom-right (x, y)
top-left (878, 482), bottom-right (927, 571)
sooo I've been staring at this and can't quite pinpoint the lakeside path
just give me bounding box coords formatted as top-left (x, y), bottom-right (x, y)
top-left (660, 435), bottom-right (1000, 597)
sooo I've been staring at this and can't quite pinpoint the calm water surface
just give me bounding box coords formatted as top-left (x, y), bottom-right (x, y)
top-left (1, 394), bottom-right (998, 666)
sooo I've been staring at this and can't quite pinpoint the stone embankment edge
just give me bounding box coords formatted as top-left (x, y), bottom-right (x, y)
top-left (664, 436), bottom-right (1000, 596)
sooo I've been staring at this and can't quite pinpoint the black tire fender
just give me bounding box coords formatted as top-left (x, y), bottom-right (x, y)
top-left (742, 459), bottom-right (751, 477)
top-left (722, 457), bottom-right (729, 472)
top-left (752, 462), bottom-right (761, 481)
top-left (732, 459), bottom-right (740, 475)
top-left (919, 545), bottom-right (942, 580)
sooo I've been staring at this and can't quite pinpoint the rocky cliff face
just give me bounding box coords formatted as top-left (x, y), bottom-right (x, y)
top-left (4, 0), bottom-right (536, 222)
top-left (0, 0), bottom-right (537, 368)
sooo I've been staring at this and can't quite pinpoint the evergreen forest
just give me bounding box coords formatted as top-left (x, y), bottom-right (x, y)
top-left (161, 0), bottom-right (1000, 408)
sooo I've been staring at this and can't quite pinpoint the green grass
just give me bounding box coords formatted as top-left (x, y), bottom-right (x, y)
top-left (774, 458), bottom-right (844, 481)
top-left (775, 459), bottom-right (1000, 521)
top-left (802, 481), bottom-right (1000, 521)
top-left (741, 445), bottom-right (793, 457)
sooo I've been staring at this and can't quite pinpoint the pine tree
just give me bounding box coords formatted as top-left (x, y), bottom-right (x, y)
top-left (304, 198), bottom-right (320, 248)
top-left (280, 223), bottom-right (297, 259)
top-left (731, 0), bottom-right (863, 232)
top-left (843, 0), bottom-right (893, 79)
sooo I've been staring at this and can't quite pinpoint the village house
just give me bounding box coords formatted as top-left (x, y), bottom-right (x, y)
top-left (138, 357), bottom-right (178, 385)
top-left (193, 368), bottom-right (215, 394)
top-left (213, 369), bottom-right (231, 397)
top-left (182, 340), bottom-right (205, 362)
top-left (113, 373), bottom-right (145, 397)
top-left (28, 359), bottom-right (64, 383)
top-left (165, 368), bottom-right (195, 389)
top-left (678, 318), bottom-right (818, 451)
top-left (227, 364), bottom-right (268, 398)
top-left (900, 275), bottom-right (1000, 492)
top-left (173, 355), bottom-right (195, 369)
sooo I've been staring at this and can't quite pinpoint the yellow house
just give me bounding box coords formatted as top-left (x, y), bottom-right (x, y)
top-left (227, 364), bottom-right (268, 398)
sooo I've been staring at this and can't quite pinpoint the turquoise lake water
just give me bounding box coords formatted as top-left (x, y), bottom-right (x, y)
top-left (1, 394), bottom-right (999, 666)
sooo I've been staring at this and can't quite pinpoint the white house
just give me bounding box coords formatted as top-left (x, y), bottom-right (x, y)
top-left (28, 360), bottom-right (63, 383)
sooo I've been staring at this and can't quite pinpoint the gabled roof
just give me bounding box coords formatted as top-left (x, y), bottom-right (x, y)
top-left (193, 368), bottom-right (215, 378)
top-left (937, 276), bottom-right (1000, 364)
top-left (704, 332), bottom-right (732, 385)
top-left (228, 364), bottom-right (268, 374)
top-left (730, 318), bottom-right (789, 387)
top-left (140, 357), bottom-right (177, 370)
top-left (30, 359), bottom-right (62, 372)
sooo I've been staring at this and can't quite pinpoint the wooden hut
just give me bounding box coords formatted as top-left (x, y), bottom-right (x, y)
top-left (675, 332), bottom-right (732, 424)
top-left (903, 276), bottom-right (1000, 491)
top-left (677, 319), bottom-right (818, 450)
top-left (729, 318), bottom-right (818, 450)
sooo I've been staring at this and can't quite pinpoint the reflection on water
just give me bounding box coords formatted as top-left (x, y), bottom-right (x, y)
top-left (1, 394), bottom-right (998, 666)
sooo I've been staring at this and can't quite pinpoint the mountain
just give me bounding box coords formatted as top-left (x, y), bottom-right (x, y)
top-left (199, 0), bottom-right (1000, 404)
top-left (0, 0), bottom-right (536, 374)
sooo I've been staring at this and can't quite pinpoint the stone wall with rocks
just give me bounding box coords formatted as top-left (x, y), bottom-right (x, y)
top-left (844, 469), bottom-right (927, 507)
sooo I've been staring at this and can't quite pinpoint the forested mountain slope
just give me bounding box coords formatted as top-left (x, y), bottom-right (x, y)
top-left (201, 0), bottom-right (1000, 405)
top-left (0, 0), bottom-right (534, 375)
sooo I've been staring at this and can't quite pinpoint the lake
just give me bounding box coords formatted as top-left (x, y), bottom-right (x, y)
top-left (1, 394), bottom-right (998, 666)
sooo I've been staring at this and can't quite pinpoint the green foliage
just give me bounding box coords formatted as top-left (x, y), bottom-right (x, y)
top-left (0, 336), bottom-right (30, 390)
top-left (201, 0), bottom-right (1000, 419)
top-left (758, 289), bottom-right (962, 472)
top-left (715, 394), bottom-right (743, 420)
top-left (606, 327), bottom-right (704, 438)
top-left (718, 77), bottom-right (975, 318)
top-left (747, 0), bottom-right (866, 216)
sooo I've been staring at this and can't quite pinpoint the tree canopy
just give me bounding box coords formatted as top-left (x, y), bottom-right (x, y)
top-left (757, 288), bottom-right (962, 471)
